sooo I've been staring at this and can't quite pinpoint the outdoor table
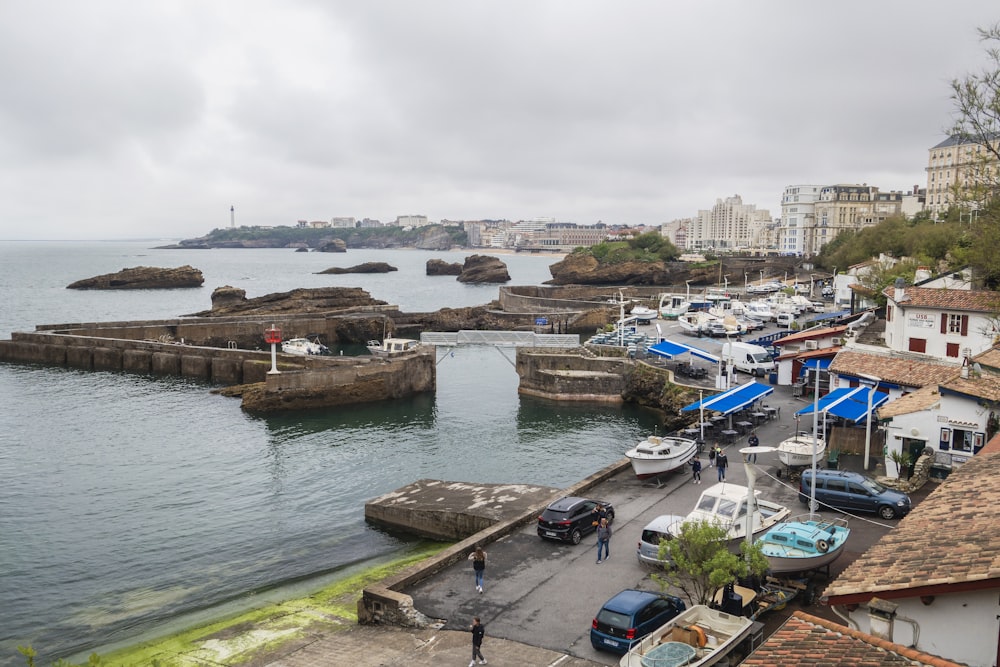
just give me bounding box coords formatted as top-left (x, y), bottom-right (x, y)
top-left (710, 415), bottom-right (726, 423)
top-left (751, 412), bottom-right (767, 424)
top-left (721, 429), bottom-right (738, 444)
top-left (699, 421), bottom-right (714, 430)
top-left (681, 428), bottom-right (700, 437)
top-left (763, 406), bottom-right (779, 420)
top-left (735, 420), bottom-right (753, 433)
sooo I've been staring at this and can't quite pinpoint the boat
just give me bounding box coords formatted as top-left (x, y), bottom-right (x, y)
top-left (618, 604), bottom-right (754, 667)
top-left (678, 312), bottom-right (719, 335)
top-left (680, 482), bottom-right (791, 545)
top-left (281, 337), bottom-right (330, 356)
top-left (366, 337), bottom-right (421, 357)
top-left (658, 293), bottom-right (690, 320)
top-left (630, 305), bottom-right (658, 322)
top-left (776, 431), bottom-right (826, 467)
top-left (625, 435), bottom-right (699, 479)
top-left (756, 515), bottom-right (851, 574)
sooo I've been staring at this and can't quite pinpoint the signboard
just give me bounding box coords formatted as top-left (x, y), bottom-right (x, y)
top-left (907, 313), bottom-right (935, 329)
top-left (535, 317), bottom-right (548, 326)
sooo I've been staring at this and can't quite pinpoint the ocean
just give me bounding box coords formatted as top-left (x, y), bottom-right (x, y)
top-left (0, 242), bottom-right (656, 666)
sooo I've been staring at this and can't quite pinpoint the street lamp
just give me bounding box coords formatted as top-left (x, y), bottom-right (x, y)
top-left (744, 272), bottom-right (749, 295)
top-left (856, 372), bottom-right (881, 470)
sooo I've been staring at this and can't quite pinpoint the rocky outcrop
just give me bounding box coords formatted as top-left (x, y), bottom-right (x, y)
top-left (317, 239), bottom-right (347, 252)
top-left (545, 254), bottom-right (674, 285)
top-left (414, 226), bottom-right (455, 250)
top-left (67, 266), bottom-right (204, 290)
top-left (317, 262), bottom-right (398, 275)
top-left (426, 259), bottom-right (463, 276)
top-left (456, 255), bottom-right (511, 283)
top-left (188, 286), bottom-right (388, 317)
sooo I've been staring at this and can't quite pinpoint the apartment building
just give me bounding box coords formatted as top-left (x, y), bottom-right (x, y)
top-left (686, 195), bottom-right (771, 251)
top-left (925, 134), bottom-right (999, 216)
top-left (778, 185), bottom-right (823, 255)
top-left (779, 184), bottom-right (904, 257)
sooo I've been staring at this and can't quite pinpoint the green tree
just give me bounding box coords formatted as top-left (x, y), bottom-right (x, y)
top-left (652, 519), bottom-right (769, 606)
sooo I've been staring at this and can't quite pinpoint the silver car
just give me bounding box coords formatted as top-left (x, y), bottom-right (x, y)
top-left (635, 514), bottom-right (684, 567)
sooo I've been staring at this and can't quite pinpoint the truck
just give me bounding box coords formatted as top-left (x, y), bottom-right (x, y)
top-left (721, 341), bottom-right (777, 377)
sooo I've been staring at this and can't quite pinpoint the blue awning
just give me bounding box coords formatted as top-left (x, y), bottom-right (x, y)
top-left (648, 339), bottom-right (720, 364)
top-left (799, 357), bottom-right (832, 375)
top-left (808, 309), bottom-right (851, 323)
top-left (682, 381), bottom-right (774, 416)
top-left (795, 386), bottom-right (890, 423)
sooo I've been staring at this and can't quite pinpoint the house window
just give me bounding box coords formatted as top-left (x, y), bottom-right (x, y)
top-left (952, 428), bottom-right (974, 453)
top-left (941, 313), bottom-right (969, 335)
top-left (908, 338), bottom-right (927, 353)
top-left (946, 342), bottom-right (960, 358)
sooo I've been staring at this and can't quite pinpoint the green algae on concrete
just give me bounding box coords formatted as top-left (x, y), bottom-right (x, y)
top-left (92, 542), bottom-right (448, 667)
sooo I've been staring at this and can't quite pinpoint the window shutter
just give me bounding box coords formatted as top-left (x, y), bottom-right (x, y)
top-left (940, 313), bottom-right (947, 334)
top-left (961, 315), bottom-right (969, 336)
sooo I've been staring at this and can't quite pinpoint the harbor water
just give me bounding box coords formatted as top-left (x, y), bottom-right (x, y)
top-left (0, 242), bottom-right (657, 665)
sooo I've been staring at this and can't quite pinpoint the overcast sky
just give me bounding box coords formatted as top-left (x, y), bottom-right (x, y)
top-left (1, 1), bottom-right (997, 240)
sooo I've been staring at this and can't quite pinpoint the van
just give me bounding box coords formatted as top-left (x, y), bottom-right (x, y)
top-left (635, 514), bottom-right (684, 567)
top-left (776, 312), bottom-right (795, 328)
top-left (721, 341), bottom-right (776, 377)
top-left (799, 470), bottom-right (912, 520)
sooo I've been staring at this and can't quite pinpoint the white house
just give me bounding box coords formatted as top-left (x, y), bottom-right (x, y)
top-left (771, 325), bottom-right (848, 387)
top-left (822, 436), bottom-right (1000, 667)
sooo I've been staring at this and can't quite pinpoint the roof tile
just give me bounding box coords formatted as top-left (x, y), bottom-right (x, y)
top-left (886, 286), bottom-right (1000, 312)
top-left (830, 350), bottom-right (959, 388)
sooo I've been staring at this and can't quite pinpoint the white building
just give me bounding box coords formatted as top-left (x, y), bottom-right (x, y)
top-left (883, 281), bottom-right (999, 360)
top-left (686, 195), bottom-right (771, 251)
top-left (777, 185), bottom-right (823, 255)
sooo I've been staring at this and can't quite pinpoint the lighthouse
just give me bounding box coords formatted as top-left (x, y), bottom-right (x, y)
top-left (230, 205), bottom-right (235, 228)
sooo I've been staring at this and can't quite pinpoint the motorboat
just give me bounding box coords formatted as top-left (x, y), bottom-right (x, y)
top-left (625, 435), bottom-right (699, 480)
top-left (756, 516), bottom-right (851, 574)
top-left (776, 431), bottom-right (826, 468)
top-left (678, 312), bottom-right (719, 335)
top-left (680, 482), bottom-right (790, 545)
top-left (366, 337), bottom-right (421, 357)
top-left (744, 301), bottom-right (774, 322)
top-left (281, 337), bottom-right (330, 356)
top-left (629, 305), bottom-right (658, 322)
top-left (618, 604), bottom-right (754, 667)
top-left (658, 293), bottom-right (690, 320)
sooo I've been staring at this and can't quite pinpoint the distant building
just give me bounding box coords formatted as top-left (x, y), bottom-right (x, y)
top-left (687, 195), bottom-right (771, 251)
top-left (778, 185), bottom-right (823, 255)
top-left (395, 215), bottom-right (430, 227)
top-left (329, 217), bottom-right (356, 228)
top-left (925, 134), bottom-right (1000, 216)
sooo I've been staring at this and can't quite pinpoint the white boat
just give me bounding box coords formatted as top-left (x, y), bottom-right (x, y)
top-left (681, 482), bottom-right (790, 545)
top-left (625, 435), bottom-right (699, 480)
top-left (744, 301), bottom-right (774, 322)
top-left (618, 604), bottom-right (754, 667)
top-left (776, 431), bottom-right (826, 467)
top-left (366, 337), bottom-right (421, 357)
top-left (678, 312), bottom-right (719, 335)
top-left (281, 337), bottom-right (330, 356)
top-left (630, 305), bottom-right (658, 322)
top-left (757, 515), bottom-right (851, 574)
top-left (658, 293), bottom-right (690, 320)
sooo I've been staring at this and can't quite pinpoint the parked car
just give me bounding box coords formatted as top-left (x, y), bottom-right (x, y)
top-left (636, 514), bottom-right (684, 567)
top-left (799, 470), bottom-right (912, 520)
top-left (822, 286), bottom-right (835, 298)
top-left (590, 589), bottom-right (686, 654)
top-left (776, 312), bottom-right (796, 328)
top-left (537, 496), bottom-right (615, 544)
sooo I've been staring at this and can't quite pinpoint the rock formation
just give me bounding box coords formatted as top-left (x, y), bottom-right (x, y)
top-left (545, 254), bottom-right (674, 285)
top-left (188, 286), bottom-right (388, 317)
top-left (316, 262), bottom-right (398, 275)
top-left (67, 266), bottom-right (204, 290)
top-left (426, 259), bottom-right (463, 276)
top-left (456, 255), bottom-right (511, 283)
top-left (317, 239), bottom-right (347, 252)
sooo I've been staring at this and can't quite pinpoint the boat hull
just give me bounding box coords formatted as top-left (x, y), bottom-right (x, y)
top-left (777, 436), bottom-right (826, 467)
top-left (758, 518), bottom-right (851, 574)
top-left (625, 437), bottom-right (698, 479)
top-left (619, 605), bottom-right (754, 667)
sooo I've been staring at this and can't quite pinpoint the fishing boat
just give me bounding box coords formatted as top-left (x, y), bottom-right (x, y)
top-left (281, 337), bottom-right (330, 356)
top-left (681, 482), bottom-right (790, 545)
top-left (618, 604), bottom-right (754, 667)
top-left (776, 431), bottom-right (826, 468)
top-left (658, 293), bottom-right (690, 320)
top-left (625, 435), bottom-right (699, 480)
top-left (678, 312), bottom-right (719, 335)
top-left (757, 516), bottom-right (851, 574)
top-left (366, 337), bottom-right (421, 357)
top-left (629, 305), bottom-right (658, 322)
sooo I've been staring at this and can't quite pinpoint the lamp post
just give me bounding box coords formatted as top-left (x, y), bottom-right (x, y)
top-left (723, 275), bottom-right (729, 293)
top-left (759, 270), bottom-right (764, 286)
top-left (744, 272), bottom-right (749, 295)
top-left (857, 372), bottom-right (881, 470)
top-left (809, 359), bottom-right (821, 517)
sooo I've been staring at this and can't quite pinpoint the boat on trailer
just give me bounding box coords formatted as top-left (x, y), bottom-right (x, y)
top-left (756, 515), bottom-right (851, 574)
top-left (625, 435), bottom-right (699, 480)
top-left (618, 604), bottom-right (754, 667)
top-left (776, 431), bottom-right (826, 468)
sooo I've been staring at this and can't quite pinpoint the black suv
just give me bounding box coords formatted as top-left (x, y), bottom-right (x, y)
top-left (537, 496), bottom-right (615, 544)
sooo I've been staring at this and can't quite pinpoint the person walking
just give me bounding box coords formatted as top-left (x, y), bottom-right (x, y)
top-left (468, 546), bottom-right (487, 593)
top-left (716, 448), bottom-right (729, 482)
top-left (747, 431), bottom-right (760, 463)
top-left (690, 456), bottom-right (702, 484)
top-left (708, 445), bottom-right (716, 467)
top-left (590, 503), bottom-right (608, 527)
top-left (595, 517), bottom-right (612, 564)
top-left (469, 616), bottom-right (487, 666)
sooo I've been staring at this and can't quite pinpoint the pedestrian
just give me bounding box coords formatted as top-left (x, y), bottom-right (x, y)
top-left (747, 431), bottom-right (760, 463)
top-left (716, 448), bottom-right (729, 482)
top-left (708, 445), bottom-right (716, 467)
top-left (469, 616), bottom-right (487, 666)
top-left (468, 546), bottom-right (487, 593)
top-left (590, 503), bottom-right (608, 527)
top-left (595, 516), bottom-right (612, 564)
top-left (690, 456), bottom-right (702, 484)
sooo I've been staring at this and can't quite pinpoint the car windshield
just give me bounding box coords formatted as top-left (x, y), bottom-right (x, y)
top-left (750, 353), bottom-right (771, 363)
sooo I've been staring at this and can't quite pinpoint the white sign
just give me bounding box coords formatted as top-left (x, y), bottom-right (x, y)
top-left (907, 313), bottom-right (935, 329)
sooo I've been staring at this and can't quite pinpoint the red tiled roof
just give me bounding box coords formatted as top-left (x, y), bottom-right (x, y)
top-left (885, 286), bottom-right (1000, 312)
top-left (823, 448), bottom-right (1000, 604)
top-left (741, 612), bottom-right (963, 667)
top-left (773, 326), bottom-right (848, 346)
top-left (830, 350), bottom-right (959, 389)
top-left (876, 384), bottom-right (940, 418)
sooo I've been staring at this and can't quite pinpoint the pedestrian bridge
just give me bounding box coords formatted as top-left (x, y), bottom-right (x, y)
top-left (420, 330), bottom-right (579, 347)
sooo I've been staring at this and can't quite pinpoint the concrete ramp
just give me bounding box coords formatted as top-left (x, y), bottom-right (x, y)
top-left (365, 479), bottom-right (559, 540)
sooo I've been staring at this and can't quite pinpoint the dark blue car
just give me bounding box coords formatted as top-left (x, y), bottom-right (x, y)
top-left (590, 589), bottom-right (685, 654)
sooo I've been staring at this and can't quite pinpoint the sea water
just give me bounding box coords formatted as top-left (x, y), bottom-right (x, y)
top-left (0, 242), bottom-right (656, 665)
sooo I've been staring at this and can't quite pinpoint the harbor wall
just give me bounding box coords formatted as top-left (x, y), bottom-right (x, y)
top-left (515, 348), bottom-right (630, 402)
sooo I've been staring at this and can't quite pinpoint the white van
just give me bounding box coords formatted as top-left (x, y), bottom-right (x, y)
top-left (721, 341), bottom-right (776, 377)
top-left (776, 312), bottom-right (796, 328)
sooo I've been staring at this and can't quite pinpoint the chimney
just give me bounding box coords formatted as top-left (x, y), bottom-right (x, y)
top-left (893, 277), bottom-right (906, 302)
top-left (867, 598), bottom-right (899, 642)
top-left (914, 266), bottom-right (931, 283)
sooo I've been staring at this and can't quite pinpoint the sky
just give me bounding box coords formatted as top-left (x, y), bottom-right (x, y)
top-left (0, 1), bottom-right (997, 240)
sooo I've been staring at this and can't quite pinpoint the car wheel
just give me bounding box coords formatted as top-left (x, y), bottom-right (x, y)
top-left (878, 505), bottom-right (897, 520)
top-left (570, 528), bottom-right (582, 545)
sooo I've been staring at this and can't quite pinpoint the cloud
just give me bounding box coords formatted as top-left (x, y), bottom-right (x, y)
top-left (0, 0), bottom-right (996, 239)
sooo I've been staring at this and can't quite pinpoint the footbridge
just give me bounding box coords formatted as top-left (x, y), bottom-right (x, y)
top-left (420, 331), bottom-right (579, 348)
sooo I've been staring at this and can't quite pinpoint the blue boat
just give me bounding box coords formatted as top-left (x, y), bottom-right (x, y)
top-left (756, 516), bottom-right (850, 574)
